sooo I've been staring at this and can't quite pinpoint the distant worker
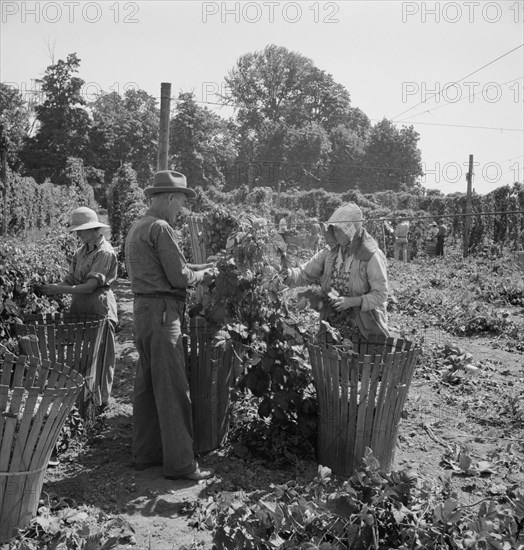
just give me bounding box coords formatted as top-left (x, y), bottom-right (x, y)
top-left (278, 213), bottom-right (290, 243)
top-left (309, 217), bottom-right (322, 253)
top-left (436, 221), bottom-right (448, 256)
top-left (394, 218), bottom-right (410, 261)
top-left (428, 221), bottom-right (439, 241)
top-left (516, 247), bottom-right (524, 274)
top-left (425, 221), bottom-right (439, 257)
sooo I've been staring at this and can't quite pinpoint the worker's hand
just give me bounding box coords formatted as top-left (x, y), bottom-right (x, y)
top-left (39, 284), bottom-right (58, 295)
top-left (330, 295), bottom-right (362, 311)
top-left (281, 268), bottom-right (291, 283)
top-left (201, 267), bottom-right (218, 287)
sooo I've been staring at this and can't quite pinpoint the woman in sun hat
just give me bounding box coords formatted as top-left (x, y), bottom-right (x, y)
top-left (40, 206), bottom-right (118, 411)
top-left (284, 202), bottom-right (390, 341)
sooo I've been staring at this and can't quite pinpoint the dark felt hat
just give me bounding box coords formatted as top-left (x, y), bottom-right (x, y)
top-left (144, 171), bottom-right (196, 198)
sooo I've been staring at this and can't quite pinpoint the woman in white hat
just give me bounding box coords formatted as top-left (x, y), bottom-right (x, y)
top-left (40, 206), bottom-right (118, 410)
top-left (285, 202), bottom-right (390, 341)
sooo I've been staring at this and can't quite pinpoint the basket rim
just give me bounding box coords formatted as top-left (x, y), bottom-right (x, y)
top-left (1, 353), bottom-right (86, 389)
top-left (20, 312), bottom-right (106, 324)
top-left (307, 336), bottom-right (422, 357)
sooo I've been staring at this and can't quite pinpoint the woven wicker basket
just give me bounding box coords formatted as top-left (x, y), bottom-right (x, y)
top-left (187, 316), bottom-right (240, 454)
top-left (308, 336), bottom-right (420, 476)
top-left (16, 313), bottom-right (105, 416)
top-left (425, 239), bottom-right (437, 257)
top-left (0, 353), bottom-right (84, 542)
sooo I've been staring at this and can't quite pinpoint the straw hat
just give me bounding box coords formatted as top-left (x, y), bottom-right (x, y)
top-left (144, 170), bottom-right (196, 198)
top-left (68, 207), bottom-right (108, 232)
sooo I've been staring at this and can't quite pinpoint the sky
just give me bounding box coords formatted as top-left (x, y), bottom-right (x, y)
top-left (1, 0), bottom-right (523, 195)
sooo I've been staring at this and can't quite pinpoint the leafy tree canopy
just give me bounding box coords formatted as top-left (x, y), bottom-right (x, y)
top-left (0, 83), bottom-right (31, 171)
top-left (225, 44), bottom-right (376, 192)
top-left (225, 44), bottom-right (359, 133)
top-left (21, 53), bottom-right (91, 183)
top-left (169, 92), bottom-right (237, 190)
top-left (88, 88), bottom-right (159, 186)
top-left (359, 119), bottom-right (424, 193)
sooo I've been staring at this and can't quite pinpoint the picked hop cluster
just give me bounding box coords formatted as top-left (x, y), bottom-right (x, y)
top-left (296, 288), bottom-right (339, 312)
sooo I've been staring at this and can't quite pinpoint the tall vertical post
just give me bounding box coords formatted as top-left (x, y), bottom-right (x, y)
top-left (157, 83), bottom-right (172, 171)
top-left (463, 154), bottom-right (474, 258)
top-left (0, 125), bottom-right (7, 236)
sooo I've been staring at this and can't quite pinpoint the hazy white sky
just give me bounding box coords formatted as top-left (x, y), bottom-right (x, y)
top-left (1, 0), bottom-right (523, 195)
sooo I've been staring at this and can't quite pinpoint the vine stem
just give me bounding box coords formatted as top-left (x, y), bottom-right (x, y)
top-left (410, 502), bottom-right (432, 550)
top-left (455, 497), bottom-right (499, 511)
top-left (0, 342), bottom-right (13, 354)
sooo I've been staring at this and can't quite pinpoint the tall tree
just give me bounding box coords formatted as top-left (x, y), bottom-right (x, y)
top-left (359, 119), bottom-right (423, 193)
top-left (225, 45), bottom-right (366, 189)
top-left (106, 163), bottom-right (146, 263)
top-left (21, 53), bottom-right (91, 183)
top-left (226, 45), bottom-right (309, 130)
top-left (281, 122), bottom-right (331, 189)
top-left (88, 88), bottom-right (159, 187)
top-left (325, 124), bottom-right (367, 193)
top-left (226, 44), bottom-right (354, 132)
top-left (169, 92), bottom-right (237, 190)
top-left (0, 83), bottom-right (31, 171)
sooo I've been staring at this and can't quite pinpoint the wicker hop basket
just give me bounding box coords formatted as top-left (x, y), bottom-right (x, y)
top-left (517, 251), bottom-right (524, 270)
top-left (0, 353), bottom-right (84, 542)
top-left (16, 313), bottom-right (105, 416)
top-left (188, 316), bottom-right (240, 454)
top-left (425, 239), bottom-right (437, 257)
top-left (308, 336), bottom-right (420, 477)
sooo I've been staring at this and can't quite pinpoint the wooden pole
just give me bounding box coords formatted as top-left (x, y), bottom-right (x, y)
top-left (0, 126), bottom-right (7, 236)
top-left (463, 154), bottom-right (474, 258)
top-left (157, 83), bottom-right (171, 171)
top-left (247, 162), bottom-right (254, 190)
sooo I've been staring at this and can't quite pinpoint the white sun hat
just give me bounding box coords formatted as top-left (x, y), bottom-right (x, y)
top-left (68, 207), bottom-right (108, 232)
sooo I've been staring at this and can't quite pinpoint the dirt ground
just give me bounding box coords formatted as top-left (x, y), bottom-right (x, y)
top-left (37, 277), bottom-right (524, 549)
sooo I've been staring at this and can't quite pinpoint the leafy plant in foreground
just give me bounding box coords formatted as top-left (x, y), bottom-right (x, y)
top-left (0, 232), bottom-right (75, 350)
top-left (191, 449), bottom-right (524, 549)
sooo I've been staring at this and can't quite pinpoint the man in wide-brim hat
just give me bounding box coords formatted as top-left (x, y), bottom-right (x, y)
top-left (125, 170), bottom-right (216, 481)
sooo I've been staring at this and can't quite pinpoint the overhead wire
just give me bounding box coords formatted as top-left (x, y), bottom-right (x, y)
top-left (391, 43), bottom-right (524, 121)
top-left (395, 76), bottom-right (524, 123)
top-left (378, 120), bottom-right (523, 132)
top-left (266, 210), bottom-right (524, 230)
